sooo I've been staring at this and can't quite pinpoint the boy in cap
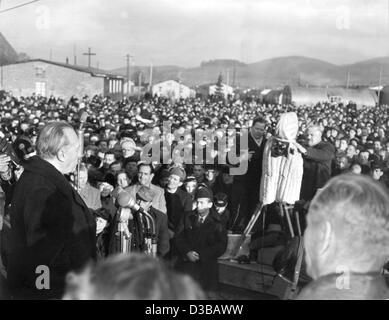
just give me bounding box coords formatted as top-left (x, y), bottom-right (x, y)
top-left (204, 164), bottom-right (219, 193)
top-left (183, 175), bottom-right (197, 202)
top-left (174, 187), bottom-right (227, 293)
top-left (94, 207), bottom-right (111, 260)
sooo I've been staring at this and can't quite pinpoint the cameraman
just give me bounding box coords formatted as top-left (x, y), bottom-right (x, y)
top-left (0, 153), bottom-right (18, 273)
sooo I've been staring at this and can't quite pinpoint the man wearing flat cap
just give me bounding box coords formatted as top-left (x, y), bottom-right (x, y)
top-left (174, 187), bottom-right (227, 293)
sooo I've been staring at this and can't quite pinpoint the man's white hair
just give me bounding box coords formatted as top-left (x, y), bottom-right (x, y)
top-left (308, 174), bottom-right (389, 269)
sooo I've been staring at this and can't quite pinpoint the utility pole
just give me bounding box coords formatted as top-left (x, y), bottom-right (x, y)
top-left (226, 69), bottom-right (230, 87)
top-left (96, 61), bottom-right (99, 69)
top-left (83, 47), bottom-right (96, 68)
top-left (138, 71), bottom-right (142, 100)
top-left (378, 66), bottom-right (383, 106)
top-left (232, 61), bottom-right (236, 87)
top-left (125, 54), bottom-right (134, 96)
top-left (346, 69), bottom-right (350, 89)
top-left (73, 44), bottom-right (77, 65)
top-left (149, 59), bottom-right (153, 93)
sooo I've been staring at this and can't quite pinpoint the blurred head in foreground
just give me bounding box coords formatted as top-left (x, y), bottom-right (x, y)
top-left (63, 253), bottom-right (205, 300)
top-left (304, 174), bottom-right (389, 280)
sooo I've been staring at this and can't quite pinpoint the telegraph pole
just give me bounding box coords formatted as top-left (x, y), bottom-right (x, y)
top-left (73, 44), bottom-right (77, 65)
top-left (232, 61), bottom-right (236, 87)
top-left (378, 66), bottom-right (383, 106)
top-left (149, 59), bottom-right (153, 93)
top-left (125, 54), bottom-right (133, 97)
top-left (83, 47), bottom-right (96, 68)
top-left (138, 71), bottom-right (142, 100)
top-left (346, 69), bottom-right (350, 89)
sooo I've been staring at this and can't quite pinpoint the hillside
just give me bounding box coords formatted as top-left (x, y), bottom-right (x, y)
top-left (110, 56), bottom-right (389, 88)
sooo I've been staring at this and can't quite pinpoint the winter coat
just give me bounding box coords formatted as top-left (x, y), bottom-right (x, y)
top-left (8, 156), bottom-right (96, 299)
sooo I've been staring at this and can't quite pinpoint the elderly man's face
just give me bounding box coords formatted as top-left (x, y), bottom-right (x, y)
top-left (61, 128), bottom-right (80, 174)
top-left (122, 142), bottom-right (135, 158)
top-left (76, 170), bottom-right (88, 190)
top-left (307, 128), bottom-right (322, 147)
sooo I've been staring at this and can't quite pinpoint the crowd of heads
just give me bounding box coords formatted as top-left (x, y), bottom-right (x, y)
top-left (2, 89), bottom-right (389, 298)
top-left (2, 91), bottom-right (389, 188)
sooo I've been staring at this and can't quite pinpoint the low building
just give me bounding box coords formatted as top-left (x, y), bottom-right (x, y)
top-left (123, 80), bottom-right (135, 95)
top-left (197, 83), bottom-right (234, 98)
top-left (281, 86), bottom-right (378, 108)
top-left (152, 80), bottom-right (195, 99)
top-left (0, 59), bottom-right (124, 100)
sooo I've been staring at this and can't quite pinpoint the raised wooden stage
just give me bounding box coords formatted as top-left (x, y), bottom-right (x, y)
top-left (218, 259), bottom-right (290, 299)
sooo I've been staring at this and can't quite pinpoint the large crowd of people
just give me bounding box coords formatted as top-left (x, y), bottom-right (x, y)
top-left (0, 89), bottom-right (389, 300)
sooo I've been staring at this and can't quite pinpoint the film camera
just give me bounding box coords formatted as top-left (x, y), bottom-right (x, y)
top-left (0, 137), bottom-right (35, 169)
top-left (271, 139), bottom-right (292, 157)
top-left (0, 137), bottom-right (21, 169)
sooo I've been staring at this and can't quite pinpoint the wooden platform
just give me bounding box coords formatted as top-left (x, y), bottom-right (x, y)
top-left (218, 260), bottom-right (290, 299)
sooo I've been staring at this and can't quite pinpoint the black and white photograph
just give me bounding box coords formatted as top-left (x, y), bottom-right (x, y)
top-left (0, 0), bottom-right (389, 304)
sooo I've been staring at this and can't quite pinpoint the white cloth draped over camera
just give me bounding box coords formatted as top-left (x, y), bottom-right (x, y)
top-left (260, 112), bottom-right (304, 205)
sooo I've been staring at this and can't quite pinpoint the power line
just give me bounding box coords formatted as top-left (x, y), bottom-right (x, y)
top-left (0, 0), bottom-right (42, 14)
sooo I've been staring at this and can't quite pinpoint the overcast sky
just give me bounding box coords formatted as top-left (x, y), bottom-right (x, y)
top-left (0, 0), bottom-right (388, 69)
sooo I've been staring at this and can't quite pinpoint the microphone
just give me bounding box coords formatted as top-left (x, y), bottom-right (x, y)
top-left (79, 109), bottom-right (88, 130)
top-left (117, 191), bottom-right (135, 208)
top-left (77, 110), bottom-right (87, 158)
top-left (76, 109), bottom-right (87, 189)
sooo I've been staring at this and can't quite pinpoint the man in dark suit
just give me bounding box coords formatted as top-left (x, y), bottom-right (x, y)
top-left (295, 124), bottom-right (336, 202)
top-left (174, 187), bottom-right (227, 292)
top-left (8, 121), bottom-right (97, 299)
top-left (244, 117), bottom-right (267, 226)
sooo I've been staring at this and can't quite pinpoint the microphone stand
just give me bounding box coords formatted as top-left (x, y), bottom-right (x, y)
top-left (76, 118), bottom-right (86, 191)
top-left (139, 208), bottom-right (157, 257)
